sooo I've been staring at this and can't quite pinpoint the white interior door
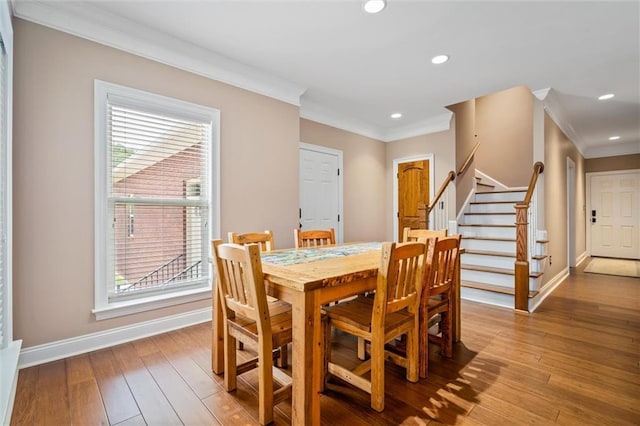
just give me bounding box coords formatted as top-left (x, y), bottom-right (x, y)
top-left (590, 171), bottom-right (640, 259)
top-left (299, 144), bottom-right (341, 242)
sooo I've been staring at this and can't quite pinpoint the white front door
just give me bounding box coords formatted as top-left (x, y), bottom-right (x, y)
top-left (299, 144), bottom-right (342, 242)
top-left (589, 171), bottom-right (640, 259)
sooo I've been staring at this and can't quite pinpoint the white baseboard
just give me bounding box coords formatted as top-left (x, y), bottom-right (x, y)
top-left (575, 251), bottom-right (588, 266)
top-left (19, 308), bottom-right (212, 368)
top-left (1, 340), bottom-right (22, 426)
top-left (529, 267), bottom-right (569, 312)
top-left (475, 169), bottom-right (510, 190)
top-left (456, 188), bottom-right (475, 223)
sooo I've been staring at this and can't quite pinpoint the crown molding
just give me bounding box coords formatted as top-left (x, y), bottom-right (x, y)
top-left (533, 87), bottom-right (585, 156)
top-left (301, 98), bottom-right (453, 143)
top-left (583, 141), bottom-right (640, 159)
top-left (300, 99), bottom-right (386, 141)
top-left (382, 112), bottom-right (453, 142)
top-left (532, 88), bottom-right (551, 101)
top-left (12, 1), bottom-right (306, 106)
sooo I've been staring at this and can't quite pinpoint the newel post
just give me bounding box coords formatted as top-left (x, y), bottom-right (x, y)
top-left (514, 203), bottom-right (529, 312)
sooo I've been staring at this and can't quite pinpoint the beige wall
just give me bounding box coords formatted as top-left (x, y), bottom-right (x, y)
top-left (475, 85), bottom-right (534, 187)
top-left (447, 100), bottom-right (476, 211)
top-left (13, 19), bottom-right (300, 347)
top-left (543, 112), bottom-right (586, 279)
top-left (447, 86), bottom-right (534, 211)
top-left (585, 154), bottom-right (640, 173)
top-left (299, 119), bottom-right (386, 242)
top-left (385, 129), bottom-right (456, 240)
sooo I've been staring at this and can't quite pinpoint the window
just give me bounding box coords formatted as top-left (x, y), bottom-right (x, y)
top-left (94, 81), bottom-right (219, 319)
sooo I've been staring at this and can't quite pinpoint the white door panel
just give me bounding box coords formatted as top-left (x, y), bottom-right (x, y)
top-left (300, 147), bottom-right (341, 241)
top-left (590, 172), bottom-right (640, 259)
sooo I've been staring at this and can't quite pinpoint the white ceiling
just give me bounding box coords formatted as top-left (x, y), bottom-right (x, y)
top-left (13, 0), bottom-right (640, 158)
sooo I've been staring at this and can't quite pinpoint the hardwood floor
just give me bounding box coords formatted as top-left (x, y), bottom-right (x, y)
top-left (11, 261), bottom-right (640, 425)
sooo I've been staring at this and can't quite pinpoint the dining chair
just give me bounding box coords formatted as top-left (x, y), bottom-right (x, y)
top-left (356, 228), bottom-right (446, 361)
top-left (321, 241), bottom-right (427, 412)
top-left (419, 234), bottom-right (461, 378)
top-left (294, 227), bottom-right (335, 248)
top-left (402, 226), bottom-right (447, 242)
top-left (227, 230), bottom-right (288, 367)
top-left (228, 230), bottom-right (275, 251)
top-left (212, 240), bottom-right (293, 425)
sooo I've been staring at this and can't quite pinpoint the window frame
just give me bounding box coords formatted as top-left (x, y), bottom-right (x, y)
top-left (0, 3), bottom-right (12, 350)
top-left (93, 80), bottom-right (220, 320)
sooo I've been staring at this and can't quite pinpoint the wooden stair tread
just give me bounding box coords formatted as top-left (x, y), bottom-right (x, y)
top-left (463, 249), bottom-right (516, 258)
top-left (461, 264), bottom-right (543, 278)
top-left (459, 224), bottom-right (516, 228)
top-left (470, 201), bottom-right (517, 205)
top-left (461, 280), bottom-right (538, 298)
top-left (461, 236), bottom-right (516, 242)
top-left (464, 212), bottom-right (515, 216)
top-left (476, 189), bottom-right (527, 194)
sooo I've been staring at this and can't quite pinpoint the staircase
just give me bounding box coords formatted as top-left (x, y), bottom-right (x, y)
top-left (458, 182), bottom-right (548, 309)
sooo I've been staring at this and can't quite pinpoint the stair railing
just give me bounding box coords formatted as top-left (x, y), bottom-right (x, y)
top-left (457, 142), bottom-right (481, 176)
top-left (514, 161), bottom-right (544, 312)
top-left (167, 259), bottom-right (202, 283)
top-left (125, 253), bottom-right (185, 291)
top-left (419, 170), bottom-right (456, 229)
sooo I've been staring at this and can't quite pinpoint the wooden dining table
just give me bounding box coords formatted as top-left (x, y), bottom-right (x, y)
top-left (211, 242), bottom-right (462, 426)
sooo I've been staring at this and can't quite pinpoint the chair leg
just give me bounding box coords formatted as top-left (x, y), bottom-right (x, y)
top-left (370, 337), bottom-right (385, 412)
top-left (321, 316), bottom-right (330, 392)
top-left (276, 344), bottom-right (288, 368)
top-left (258, 340), bottom-right (274, 426)
top-left (442, 300), bottom-right (454, 358)
top-left (406, 325), bottom-right (419, 383)
top-left (357, 337), bottom-right (367, 360)
top-left (419, 306), bottom-right (429, 379)
top-left (224, 332), bottom-right (237, 392)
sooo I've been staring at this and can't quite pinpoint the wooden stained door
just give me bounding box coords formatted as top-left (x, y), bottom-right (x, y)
top-left (398, 160), bottom-right (430, 239)
top-left (589, 171), bottom-right (640, 259)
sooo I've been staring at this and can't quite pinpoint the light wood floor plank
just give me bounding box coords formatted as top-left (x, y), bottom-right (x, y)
top-left (66, 355), bottom-right (109, 426)
top-left (140, 350), bottom-right (220, 424)
top-left (88, 349), bottom-right (140, 425)
top-left (33, 360), bottom-right (70, 426)
top-left (10, 363), bottom-right (37, 425)
top-left (110, 342), bottom-right (182, 425)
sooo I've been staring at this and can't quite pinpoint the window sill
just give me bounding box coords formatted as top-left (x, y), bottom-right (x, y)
top-left (92, 286), bottom-right (212, 321)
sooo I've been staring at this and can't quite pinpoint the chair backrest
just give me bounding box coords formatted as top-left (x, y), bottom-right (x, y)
top-left (212, 240), bottom-right (270, 335)
top-left (294, 228), bottom-right (336, 248)
top-left (372, 241), bottom-right (427, 327)
top-left (228, 230), bottom-right (275, 252)
top-left (402, 227), bottom-right (447, 243)
top-left (424, 235), bottom-right (461, 297)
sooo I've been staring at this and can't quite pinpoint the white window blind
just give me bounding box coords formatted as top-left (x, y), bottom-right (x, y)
top-left (95, 81), bottom-right (217, 309)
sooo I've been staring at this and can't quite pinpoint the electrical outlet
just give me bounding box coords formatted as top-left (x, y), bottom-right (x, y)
top-left (549, 255), bottom-right (552, 265)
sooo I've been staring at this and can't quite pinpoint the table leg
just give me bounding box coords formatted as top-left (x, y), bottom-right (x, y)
top-left (291, 290), bottom-right (321, 426)
top-left (212, 285), bottom-right (224, 374)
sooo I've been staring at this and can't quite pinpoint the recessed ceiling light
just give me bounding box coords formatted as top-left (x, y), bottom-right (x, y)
top-left (598, 93), bottom-right (615, 100)
top-left (363, 0), bottom-right (386, 14)
top-left (390, 112), bottom-right (402, 119)
top-left (431, 54), bottom-right (449, 65)
top-left (608, 136), bottom-right (620, 140)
